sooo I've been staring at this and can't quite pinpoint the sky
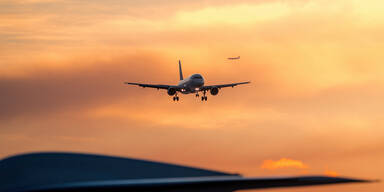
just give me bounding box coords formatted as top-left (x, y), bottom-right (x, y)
top-left (1, 0), bottom-right (383, 191)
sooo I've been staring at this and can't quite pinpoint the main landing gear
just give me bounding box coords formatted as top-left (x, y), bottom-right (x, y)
top-left (201, 90), bottom-right (207, 101)
top-left (173, 93), bottom-right (179, 101)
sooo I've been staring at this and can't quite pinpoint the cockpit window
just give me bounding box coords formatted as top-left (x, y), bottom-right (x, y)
top-left (192, 74), bottom-right (202, 79)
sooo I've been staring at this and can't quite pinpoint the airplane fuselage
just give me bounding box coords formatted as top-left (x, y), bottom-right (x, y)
top-left (177, 73), bottom-right (204, 94)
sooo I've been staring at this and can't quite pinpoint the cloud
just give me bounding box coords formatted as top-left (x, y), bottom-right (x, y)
top-left (0, 52), bottom-right (175, 120)
top-left (324, 169), bottom-right (340, 177)
top-left (1, 1), bottom-right (384, 188)
top-left (260, 158), bottom-right (309, 170)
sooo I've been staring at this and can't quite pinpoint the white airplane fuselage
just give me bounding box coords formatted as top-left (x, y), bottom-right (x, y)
top-left (177, 74), bottom-right (204, 94)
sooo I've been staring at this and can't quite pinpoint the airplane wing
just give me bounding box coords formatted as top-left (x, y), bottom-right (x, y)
top-left (0, 152), bottom-right (375, 192)
top-left (17, 175), bottom-right (373, 192)
top-left (201, 81), bottom-right (250, 90)
top-left (124, 82), bottom-right (176, 90)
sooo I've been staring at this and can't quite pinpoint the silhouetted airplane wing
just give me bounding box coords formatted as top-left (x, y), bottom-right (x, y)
top-left (14, 175), bottom-right (373, 192)
top-left (0, 152), bottom-right (374, 192)
top-left (201, 81), bottom-right (250, 90)
top-left (124, 82), bottom-right (176, 90)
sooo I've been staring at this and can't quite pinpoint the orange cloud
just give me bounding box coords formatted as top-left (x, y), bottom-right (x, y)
top-left (1, 2), bottom-right (384, 191)
top-left (324, 169), bottom-right (340, 177)
top-left (261, 158), bottom-right (309, 170)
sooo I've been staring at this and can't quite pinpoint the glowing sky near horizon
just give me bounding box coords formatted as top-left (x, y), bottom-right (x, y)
top-left (0, 0), bottom-right (383, 191)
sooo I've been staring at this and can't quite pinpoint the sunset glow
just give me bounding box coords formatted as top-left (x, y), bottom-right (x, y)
top-left (261, 158), bottom-right (309, 170)
top-left (1, 0), bottom-right (383, 191)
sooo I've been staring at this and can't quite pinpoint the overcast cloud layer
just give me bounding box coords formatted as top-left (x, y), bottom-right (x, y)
top-left (1, 1), bottom-right (384, 191)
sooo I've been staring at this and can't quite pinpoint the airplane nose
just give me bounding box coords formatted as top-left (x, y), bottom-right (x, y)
top-left (198, 79), bottom-right (204, 86)
top-left (193, 79), bottom-right (204, 87)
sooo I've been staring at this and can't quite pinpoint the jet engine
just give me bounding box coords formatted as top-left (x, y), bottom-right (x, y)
top-left (167, 88), bottom-right (177, 96)
top-left (210, 87), bottom-right (219, 95)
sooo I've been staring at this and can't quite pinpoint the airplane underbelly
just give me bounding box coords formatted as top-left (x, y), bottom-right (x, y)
top-left (180, 80), bottom-right (204, 94)
top-left (187, 85), bottom-right (203, 94)
top-left (180, 87), bottom-right (194, 94)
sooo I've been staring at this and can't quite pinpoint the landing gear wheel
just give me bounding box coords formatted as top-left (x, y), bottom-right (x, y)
top-left (196, 93), bottom-right (199, 97)
top-left (176, 96), bottom-right (179, 101)
top-left (204, 96), bottom-right (207, 101)
top-left (201, 90), bottom-right (207, 101)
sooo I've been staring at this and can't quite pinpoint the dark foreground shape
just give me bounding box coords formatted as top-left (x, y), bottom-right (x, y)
top-left (0, 152), bottom-right (375, 192)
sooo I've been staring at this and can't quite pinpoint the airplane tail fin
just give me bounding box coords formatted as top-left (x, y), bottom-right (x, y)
top-left (178, 60), bottom-right (183, 80)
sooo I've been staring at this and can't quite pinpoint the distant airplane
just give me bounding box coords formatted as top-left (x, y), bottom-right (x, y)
top-left (0, 152), bottom-right (375, 192)
top-left (228, 56), bottom-right (240, 60)
top-left (125, 60), bottom-right (250, 101)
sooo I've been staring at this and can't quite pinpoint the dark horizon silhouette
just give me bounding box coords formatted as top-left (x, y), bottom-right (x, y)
top-left (0, 152), bottom-right (374, 192)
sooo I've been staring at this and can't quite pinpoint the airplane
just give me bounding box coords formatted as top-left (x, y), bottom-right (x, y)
top-left (124, 60), bottom-right (250, 101)
top-left (0, 152), bottom-right (376, 192)
top-left (227, 56), bottom-right (240, 60)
